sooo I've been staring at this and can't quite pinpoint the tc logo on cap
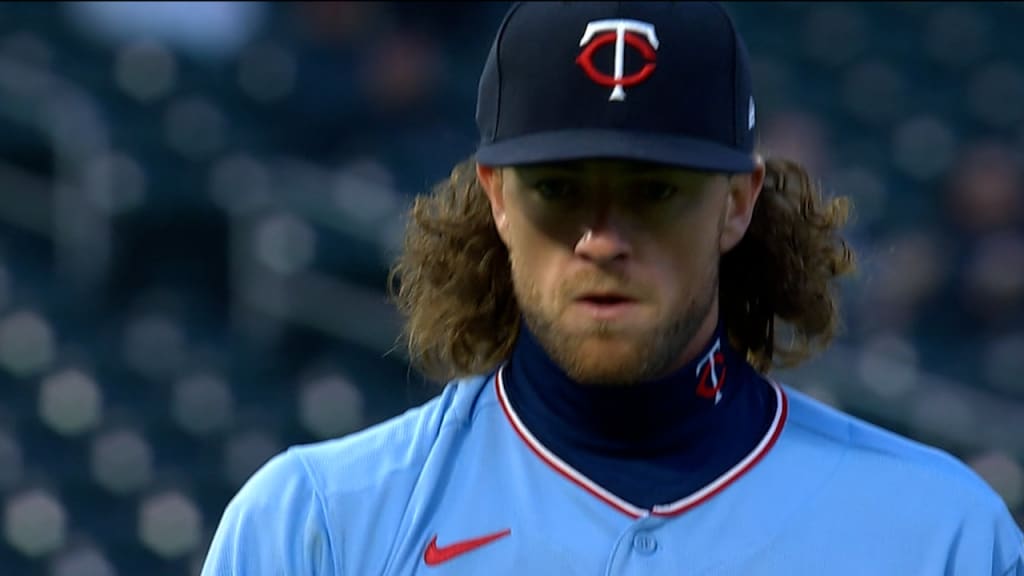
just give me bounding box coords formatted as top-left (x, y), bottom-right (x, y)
top-left (576, 19), bottom-right (659, 102)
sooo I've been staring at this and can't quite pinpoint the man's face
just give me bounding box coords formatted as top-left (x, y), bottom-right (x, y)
top-left (479, 159), bottom-right (751, 385)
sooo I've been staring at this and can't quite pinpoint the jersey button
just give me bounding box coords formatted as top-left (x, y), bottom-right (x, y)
top-left (633, 533), bottom-right (658, 555)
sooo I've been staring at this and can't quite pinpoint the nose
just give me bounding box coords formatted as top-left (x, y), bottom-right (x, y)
top-left (574, 208), bottom-right (632, 265)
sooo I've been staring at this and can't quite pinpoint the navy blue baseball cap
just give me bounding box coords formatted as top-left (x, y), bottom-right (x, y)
top-left (475, 1), bottom-right (757, 173)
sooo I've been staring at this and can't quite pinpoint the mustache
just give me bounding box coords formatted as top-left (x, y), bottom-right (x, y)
top-left (560, 274), bottom-right (647, 300)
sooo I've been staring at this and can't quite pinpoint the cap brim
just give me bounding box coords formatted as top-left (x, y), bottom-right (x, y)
top-left (475, 129), bottom-right (756, 173)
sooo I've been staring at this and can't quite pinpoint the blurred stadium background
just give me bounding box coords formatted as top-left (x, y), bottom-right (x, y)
top-left (0, 1), bottom-right (1020, 574)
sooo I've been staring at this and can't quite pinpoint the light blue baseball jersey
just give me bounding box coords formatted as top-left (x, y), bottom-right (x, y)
top-left (201, 366), bottom-right (1023, 575)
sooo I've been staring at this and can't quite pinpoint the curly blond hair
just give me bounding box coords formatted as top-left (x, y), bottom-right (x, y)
top-left (387, 156), bottom-right (856, 381)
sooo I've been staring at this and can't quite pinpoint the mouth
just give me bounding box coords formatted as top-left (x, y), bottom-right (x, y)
top-left (576, 293), bottom-right (635, 305)
top-left (573, 292), bottom-right (639, 320)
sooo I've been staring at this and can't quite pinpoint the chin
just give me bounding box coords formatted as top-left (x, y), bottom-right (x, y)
top-left (561, 338), bottom-right (653, 385)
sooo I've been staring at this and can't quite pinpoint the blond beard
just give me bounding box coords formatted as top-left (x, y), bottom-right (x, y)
top-left (510, 252), bottom-right (718, 386)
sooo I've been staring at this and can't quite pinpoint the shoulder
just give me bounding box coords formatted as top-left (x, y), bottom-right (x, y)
top-left (201, 441), bottom-right (338, 575)
top-left (781, 384), bottom-right (994, 494)
top-left (779, 383), bottom-right (1023, 573)
top-left (202, 373), bottom-right (495, 575)
top-left (288, 372), bottom-right (492, 495)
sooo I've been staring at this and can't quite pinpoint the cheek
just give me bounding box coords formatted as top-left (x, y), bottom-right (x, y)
top-left (651, 226), bottom-right (720, 302)
top-left (506, 219), bottom-right (569, 305)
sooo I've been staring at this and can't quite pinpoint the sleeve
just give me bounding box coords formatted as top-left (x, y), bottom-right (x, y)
top-left (947, 489), bottom-right (1023, 576)
top-left (1002, 531), bottom-right (1022, 576)
top-left (200, 449), bottom-right (339, 576)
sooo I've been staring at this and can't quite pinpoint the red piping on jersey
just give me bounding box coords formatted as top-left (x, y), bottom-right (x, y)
top-left (495, 366), bottom-right (789, 519)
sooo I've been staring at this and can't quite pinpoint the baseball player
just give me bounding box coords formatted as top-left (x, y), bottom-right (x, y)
top-left (201, 2), bottom-right (1024, 574)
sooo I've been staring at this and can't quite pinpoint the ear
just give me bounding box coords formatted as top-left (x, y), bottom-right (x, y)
top-left (719, 159), bottom-right (766, 254)
top-left (476, 162), bottom-right (510, 244)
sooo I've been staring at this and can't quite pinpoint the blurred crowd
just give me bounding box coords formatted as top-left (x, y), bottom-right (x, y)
top-left (0, 2), bottom-right (1020, 575)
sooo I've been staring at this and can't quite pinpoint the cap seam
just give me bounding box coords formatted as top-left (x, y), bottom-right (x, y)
top-left (491, 2), bottom-right (527, 144)
top-left (709, 1), bottom-right (741, 147)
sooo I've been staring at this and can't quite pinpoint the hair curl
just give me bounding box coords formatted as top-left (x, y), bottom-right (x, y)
top-left (387, 155), bottom-right (856, 382)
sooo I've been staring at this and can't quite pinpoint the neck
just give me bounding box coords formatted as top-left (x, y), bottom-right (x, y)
top-left (497, 314), bottom-right (780, 510)
top-left (506, 316), bottom-right (743, 454)
top-left (658, 301), bottom-right (723, 382)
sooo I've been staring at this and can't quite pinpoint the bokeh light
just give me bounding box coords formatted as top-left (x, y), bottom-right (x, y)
top-left (172, 372), bottom-right (234, 436)
top-left (114, 40), bottom-right (177, 102)
top-left (4, 489), bottom-right (67, 558)
top-left (39, 369), bottom-right (103, 436)
top-left (969, 451), bottom-right (1024, 512)
top-left (50, 544), bottom-right (118, 576)
top-left (91, 429), bottom-right (154, 495)
top-left (138, 491), bottom-right (203, 560)
top-left (223, 429), bottom-right (281, 489)
top-left (0, 309), bottom-right (56, 378)
top-left (298, 373), bottom-right (365, 440)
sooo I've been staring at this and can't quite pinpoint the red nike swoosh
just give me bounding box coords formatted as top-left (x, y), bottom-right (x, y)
top-left (423, 528), bottom-right (511, 566)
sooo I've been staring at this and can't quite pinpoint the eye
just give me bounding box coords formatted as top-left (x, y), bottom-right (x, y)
top-left (533, 178), bottom-right (578, 202)
top-left (637, 181), bottom-right (679, 202)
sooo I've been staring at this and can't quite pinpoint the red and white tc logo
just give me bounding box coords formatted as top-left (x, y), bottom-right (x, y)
top-left (695, 338), bottom-right (727, 405)
top-left (576, 19), bottom-right (659, 102)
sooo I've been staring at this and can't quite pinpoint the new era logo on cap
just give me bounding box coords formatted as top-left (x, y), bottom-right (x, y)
top-left (576, 19), bottom-right (659, 102)
top-left (475, 2), bottom-right (758, 173)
